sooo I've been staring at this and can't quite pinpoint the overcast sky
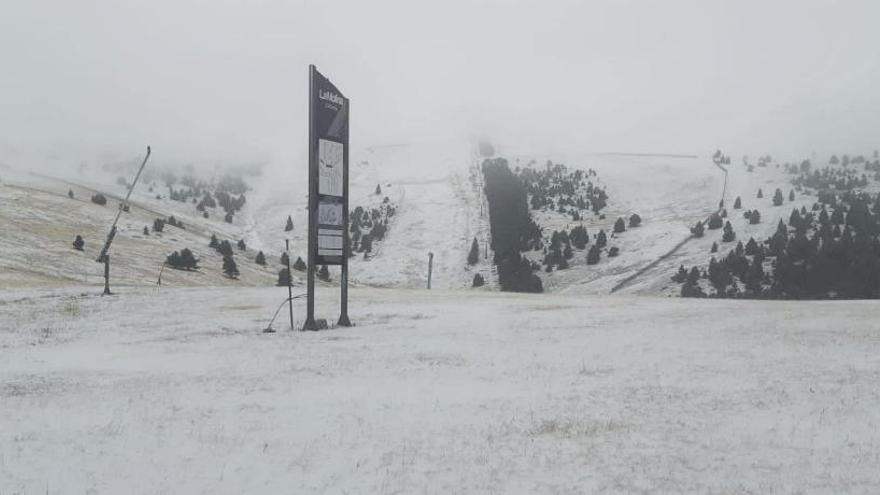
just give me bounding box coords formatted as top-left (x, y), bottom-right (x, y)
top-left (2, 0), bottom-right (879, 168)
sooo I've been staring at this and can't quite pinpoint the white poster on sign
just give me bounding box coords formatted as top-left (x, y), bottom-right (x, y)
top-left (318, 139), bottom-right (344, 197)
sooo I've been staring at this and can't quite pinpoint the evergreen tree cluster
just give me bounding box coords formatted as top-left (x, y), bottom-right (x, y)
top-left (518, 161), bottom-right (607, 217)
top-left (482, 158), bottom-right (543, 293)
top-left (349, 200), bottom-right (397, 255)
top-left (791, 165), bottom-right (871, 191)
top-left (165, 216), bottom-right (184, 229)
top-left (542, 229), bottom-right (575, 272)
top-left (675, 191), bottom-right (880, 299)
top-left (166, 248), bottom-right (199, 271)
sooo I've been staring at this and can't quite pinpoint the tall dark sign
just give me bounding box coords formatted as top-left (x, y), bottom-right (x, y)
top-left (305, 65), bottom-right (351, 329)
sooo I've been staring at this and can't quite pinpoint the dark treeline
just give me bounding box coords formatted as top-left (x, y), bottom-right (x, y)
top-left (677, 189), bottom-right (880, 299)
top-left (482, 158), bottom-right (543, 293)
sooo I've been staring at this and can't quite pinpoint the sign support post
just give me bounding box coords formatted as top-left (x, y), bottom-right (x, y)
top-left (338, 95), bottom-right (351, 327)
top-left (304, 64), bottom-right (318, 331)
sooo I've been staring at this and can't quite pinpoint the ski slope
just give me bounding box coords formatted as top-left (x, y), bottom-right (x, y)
top-left (2, 286), bottom-right (879, 493)
top-left (245, 139), bottom-right (495, 290)
top-left (503, 151), bottom-right (843, 295)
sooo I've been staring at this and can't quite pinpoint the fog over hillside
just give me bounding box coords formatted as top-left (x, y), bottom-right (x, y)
top-left (2, 0), bottom-right (880, 172)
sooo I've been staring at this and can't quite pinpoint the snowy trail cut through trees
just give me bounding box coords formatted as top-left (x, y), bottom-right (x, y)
top-left (608, 153), bottom-right (730, 293)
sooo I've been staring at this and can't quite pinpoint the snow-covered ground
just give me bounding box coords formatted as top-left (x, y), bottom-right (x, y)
top-left (2, 286), bottom-right (879, 493)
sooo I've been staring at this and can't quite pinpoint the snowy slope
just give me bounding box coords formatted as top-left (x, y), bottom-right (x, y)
top-left (499, 151), bottom-right (858, 295)
top-left (245, 139), bottom-right (495, 290)
top-left (2, 143), bottom-right (871, 297)
top-left (2, 286), bottom-right (879, 493)
top-left (0, 138), bottom-right (493, 292)
top-left (0, 166), bottom-right (282, 289)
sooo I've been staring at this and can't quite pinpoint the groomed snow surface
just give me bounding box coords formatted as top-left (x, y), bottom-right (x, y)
top-left (2, 286), bottom-right (879, 493)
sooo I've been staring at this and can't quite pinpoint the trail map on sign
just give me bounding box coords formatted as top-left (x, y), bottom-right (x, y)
top-left (318, 200), bottom-right (343, 226)
top-left (319, 139), bottom-right (344, 196)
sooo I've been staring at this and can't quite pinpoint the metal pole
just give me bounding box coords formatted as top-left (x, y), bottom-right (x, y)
top-left (303, 65), bottom-right (318, 331)
top-left (427, 252), bottom-right (433, 289)
top-left (286, 239), bottom-right (294, 330)
top-left (338, 91), bottom-right (351, 327)
top-left (103, 255), bottom-right (111, 295)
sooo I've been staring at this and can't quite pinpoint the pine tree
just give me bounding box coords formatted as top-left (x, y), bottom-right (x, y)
top-left (67, 189), bottom-right (74, 199)
top-left (613, 217), bottom-right (626, 233)
top-left (789, 190), bottom-right (795, 202)
top-left (744, 257), bottom-right (764, 295)
top-left (586, 244), bottom-right (601, 265)
top-left (608, 246), bottom-right (619, 257)
top-left (773, 188), bottom-right (784, 206)
top-left (681, 267), bottom-right (705, 297)
top-left (672, 265), bottom-right (688, 283)
top-left (722, 221), bottom-right (735, 242)
top-left (237, 239), bottom-right (246, 251)
top-left (711, 241), bottom-right (718, 253)
top-left (777, 219), bottom-right (787, 235)
top-left (222, 255), bottom-right (239, 279)
top-left (596, 229), bottom-right (607, 248)
top-left (757, 188), bottom-right (763, 199)
top-left (277, 268), bottom-right (291, 286)
top-left (255, 251), bottom-right (266, 266)
top-left (733, 196), bottom-right (742, 209)
top-left (472, 273), bottom-right (485, 288)
top-left (73, 235), bottom-right (84, 251)
top-left (153, 218), bottom-right (165, 233)
top-left (708, 213), bottom-right (723, 230)
top-left (217, 240), bottom-right (234, 257)
top-left (143, 226), bottom-right (149, 236)
top-left (629, 213), bottom-right (642, 227)
top-left (281, 252), bottom-right (289, 266)
top-left (375, 184), bottom-right (382, 195)
top-left (293, 256), bottom-right (306, 271)
top-left (692, 220), bottom-right (705, 238)
top-left (467, 237), bottom-right (480, 265)
top-left (179, 248), bottom-right (198, 270)
top-left (749, 210), bottom-right (761, 224)
top-left (789, 209), bottom-right (802, 231)
top-left (745, 237), bottom-right (759, 256)
top-left (285, 215), bottom-right (294, 232)
top-left (209, 234), bottom-right (219, 249)
top-left (317, 264), bottom-right (330, 281)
